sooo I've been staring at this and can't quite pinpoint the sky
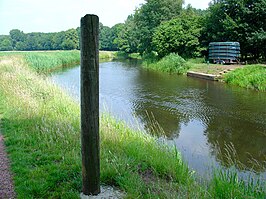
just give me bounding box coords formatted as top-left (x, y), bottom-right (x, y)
top-left (0, 0), bottom-right (211, 35)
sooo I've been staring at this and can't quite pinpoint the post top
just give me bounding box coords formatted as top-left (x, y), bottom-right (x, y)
top-left (82, 14), bottom-right (99, 20)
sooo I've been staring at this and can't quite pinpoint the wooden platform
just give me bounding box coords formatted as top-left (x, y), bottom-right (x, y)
top-left (187, 71), bottom-right (222, 81)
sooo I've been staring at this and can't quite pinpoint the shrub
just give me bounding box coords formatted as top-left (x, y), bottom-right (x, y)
top-left (143, 53), bottom-right (189, 74)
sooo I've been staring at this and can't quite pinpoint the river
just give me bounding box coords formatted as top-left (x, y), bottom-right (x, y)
top-left (50, 60), bottom-right (266, 178)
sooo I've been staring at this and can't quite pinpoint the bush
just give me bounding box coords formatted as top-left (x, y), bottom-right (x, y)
top-left (143, 53), bottom-right (189, 74)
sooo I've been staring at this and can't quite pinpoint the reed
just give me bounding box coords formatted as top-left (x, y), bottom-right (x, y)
top-left (0, 50), bottom-right (117, 73)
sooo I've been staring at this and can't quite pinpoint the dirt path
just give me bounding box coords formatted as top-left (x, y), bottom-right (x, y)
top-left (0, 134), bottom-right (16, 199)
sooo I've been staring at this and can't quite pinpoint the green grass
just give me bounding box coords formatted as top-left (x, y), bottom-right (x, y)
top-left (143, 53), bottom-right (190, 74)
top-left (0, 53), bottom-right (265, 198)
top-left (224, 65), bottom-right (266, 91)
top-left (0, 50), bottom-right (117, 73)
top-left (211, 168), bottom-right (265, 199)
top-left (24, 50), bottom-right (80, 72)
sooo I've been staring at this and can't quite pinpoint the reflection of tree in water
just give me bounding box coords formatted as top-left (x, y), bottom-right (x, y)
top-left (124, 60), bottom-right (266, 172)
top-left (134, 104), bottom-right (183, 138)
top-left (131, 69), bottom-right (191, 138)
top-left (205, 117), bottom-right (266, 171)
top-left (184, 80), bottom-right (266, 172)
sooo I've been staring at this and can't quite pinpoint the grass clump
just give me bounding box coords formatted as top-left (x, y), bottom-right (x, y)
top-left (224, 65), bottom-right (266, 91)
top-left (143, 53), bottom-right (189, 74)
top-left (210, 169), bottom-right (265, 199)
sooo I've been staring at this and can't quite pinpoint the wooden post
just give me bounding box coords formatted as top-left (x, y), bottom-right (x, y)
top-left (80, 14), bottom-right (100, 195)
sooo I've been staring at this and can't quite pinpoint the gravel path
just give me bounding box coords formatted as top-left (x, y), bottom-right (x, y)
top-left (0, 134), bottom-right (16, 199)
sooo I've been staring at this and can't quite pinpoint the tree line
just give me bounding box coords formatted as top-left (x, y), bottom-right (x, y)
top-left (1, 0), bottom-right (265, 61)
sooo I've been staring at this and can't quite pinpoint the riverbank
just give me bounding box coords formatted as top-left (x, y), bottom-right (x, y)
top-left (141, 54), bottom-right (266, 91)
top-left (0, 52), bottom-right (265, 198)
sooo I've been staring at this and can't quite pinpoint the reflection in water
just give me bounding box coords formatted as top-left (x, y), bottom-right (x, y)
top-left (50, 60), bottom-right (266, 177)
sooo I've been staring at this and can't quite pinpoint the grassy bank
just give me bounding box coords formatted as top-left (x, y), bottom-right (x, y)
top-left (224, 65), bottom-right (266, 91)
top-left (142, 53), bottom-right (190, 74)
top-left (142, 53), bottom-right (266, 92)
top-left (0, 53), bottom-right (265, 198)
top-left (0, 50), bottom-right (117, 73)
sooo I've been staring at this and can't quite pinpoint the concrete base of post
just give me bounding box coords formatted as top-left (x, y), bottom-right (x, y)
top-left (80, 186), bottom-right (124, 199)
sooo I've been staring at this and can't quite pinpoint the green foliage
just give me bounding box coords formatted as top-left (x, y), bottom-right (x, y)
top-left (0, 35), bottom-right (13, 51)
top-left (9, 29), bottom-right (26, 49)
top-left (202, 0), bottom-right (266, 60)
top-left (62, 29), bottom-right (79, 50)
top-left (152, 9), bottom-right (202, 58)
top-left (116, 15), bottom-right (139, 53)
top-left (2, 28), bottom-right (79, 51)
top-left (224, 65), bottom-right (266, 91)
top-left (99, 23), bottom-right (123, 51)
top-left (143, 53), bottom-right (189, 74)
top-left (134, 0), bottom-right (183, 54)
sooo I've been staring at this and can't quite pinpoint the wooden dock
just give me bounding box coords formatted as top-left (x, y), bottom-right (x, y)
top-left (187, 71), bottom-right (222, 81)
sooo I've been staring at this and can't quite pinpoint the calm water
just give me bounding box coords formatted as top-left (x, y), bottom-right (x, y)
top-left (50, 60), bottom-right (266, 178)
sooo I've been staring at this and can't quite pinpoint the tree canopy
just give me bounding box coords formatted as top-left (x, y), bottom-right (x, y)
top-left (133, 0), bottom-right (183, 54)
top-left (1, 0), bottom-right (265, 61)
top-left (152, 8), bottom-right (202, 58)
top-left (202, 0), bottom-right (266, 60)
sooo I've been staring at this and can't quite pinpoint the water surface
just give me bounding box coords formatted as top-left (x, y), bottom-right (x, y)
top-left (51, 60), bottom-right (266, 177)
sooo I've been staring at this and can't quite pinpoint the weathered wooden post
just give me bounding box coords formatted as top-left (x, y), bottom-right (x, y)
top-left (80, 14), bottom-right (100, 196)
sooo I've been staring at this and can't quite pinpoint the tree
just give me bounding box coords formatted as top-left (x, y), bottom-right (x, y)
top-left (152, 8), bottom-right (203, 58)
top-left (52, 31), bottom-right (65, 50)
top-left (116, 15), bottom-right (139, 53)
top-left (62, 29), bottom-right (79, 50)
top-left (9, 29), bottom-right (26, 50)
top-left (202, 0), bottom-right (266, 60)
top-left (134, 0), bottom-right (183, 54)
top-left (99, 24), bottom-right (112, 50)
top-left (0, 36), bottom-right (13, 51)
top-left (109, 23), bottom-right (124, 50)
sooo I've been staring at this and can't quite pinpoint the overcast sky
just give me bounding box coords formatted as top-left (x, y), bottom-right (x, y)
top-left (0, 0), bottom-right (211, 35)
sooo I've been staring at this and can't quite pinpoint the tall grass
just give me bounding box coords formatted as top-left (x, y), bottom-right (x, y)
top-left (143, 53), bottom-right (190, 74)
top-left (0, 50), bottom-right (117, 73)
top-left (24, 50), bottom-right (80, 72)
top-left (224, 65), bottom-right (266, 91)
top-left (210, 169), bottom-right (265, 199)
